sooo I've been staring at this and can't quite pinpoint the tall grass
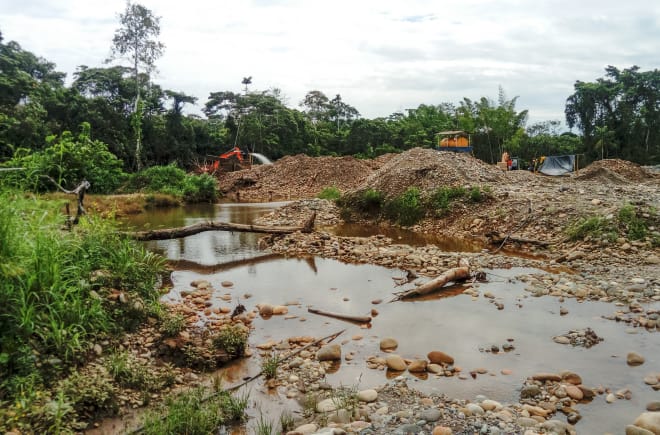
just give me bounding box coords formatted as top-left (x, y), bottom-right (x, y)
top-left (0, 189), bottom-right (165, 400)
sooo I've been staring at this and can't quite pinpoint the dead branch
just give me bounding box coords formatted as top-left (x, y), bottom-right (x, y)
top-left (391, 258), bottom-right (470, 301)
top-left (307, 308), bottom-right (372, 324)
top-left (127, 213), bottom-right (316, 241)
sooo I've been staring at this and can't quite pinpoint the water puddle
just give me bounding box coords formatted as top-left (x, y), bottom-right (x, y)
top-left (121, 202), bottom-right (659, 434)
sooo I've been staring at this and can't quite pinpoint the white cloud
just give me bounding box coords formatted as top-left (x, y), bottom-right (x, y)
top-left (1, 0), bottom-right (658, 124)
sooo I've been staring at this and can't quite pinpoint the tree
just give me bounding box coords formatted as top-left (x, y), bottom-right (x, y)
top-left (108, 2), bottom-right (165, 170)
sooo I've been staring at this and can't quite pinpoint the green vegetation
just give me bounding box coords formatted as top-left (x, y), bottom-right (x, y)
top-left (261, 354), bottom-right (279, 379)
top-left (212, 324), bottom-right (248, 358)
top-left (384, 187), bottom-right (425, 226)
top-left (255, 413), bottom-right (275, 435)
top-left (566, 204), bottom-right (659, 244)
top-left (340, 185), bottom-right (491, 226)
top-left (106, 351), bottom-right (174, 393)
top-left (142, 386), bottom-right (248, 435)
top-left (279, 410), bottom-right (295, 433)
top-left (0, 188), bottom-right (166, 432)
top-left (160, 312), bottom-right (186, 337)
top-left (317, 186), bottom-right (342, 200)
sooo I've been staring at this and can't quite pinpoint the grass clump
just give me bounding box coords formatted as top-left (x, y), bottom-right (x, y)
top-left (160, 312), bottom-right (186, 338)
top-left (106, 351), bottom-right (174, 392)
top-left (142, 386), bottom-right (248, 435)
top-left (566, 216), bottom-right (615, 241)
top-left (384, 187), bottom-right (425, 226)
top-left (261, 354), bottom-right (279, 379)
top-left (212, 324), bottom-right (248, 358)
top-left (618, 204), bottom-right (648, 240)
top-left (125, 164), bottom-right (218, 203)
top-left (279, 411), bottom-right (295, 433)
top-left (255, 413), bottom-right (275, 435)
top-left (318, 186), bottom-right (341, 200)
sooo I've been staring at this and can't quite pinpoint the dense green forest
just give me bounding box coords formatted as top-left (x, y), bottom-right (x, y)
top-left (1, 3), bottom-right (659, 195)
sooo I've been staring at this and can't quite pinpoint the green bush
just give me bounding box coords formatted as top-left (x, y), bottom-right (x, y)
top-left (566, 216), bottom-right (615, 241)
top-left (318, 186), bottom-right (341, 200)
top-left (618, 204), bottom-right (647, 240)
top-left (384, 187), bottom-right (425, 226)
top-left (212, 324), bottom-right (248, 358)
top-left (126, 165), bottom-right (218, 203)
top-left (428, 186), bottom-right (467, 215)
top-left (2, 123), bottom-right (127, 193)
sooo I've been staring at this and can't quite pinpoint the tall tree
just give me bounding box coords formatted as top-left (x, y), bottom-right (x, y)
top-left (107, 2), bottom-right (165, 170)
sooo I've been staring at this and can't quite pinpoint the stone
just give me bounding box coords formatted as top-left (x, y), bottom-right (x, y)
top-left (357, 389), bottom-right (378, 402)
top-left (628, 352), bottom-right (645, 366)
top-left (501, 369), bottom-right (513, 375)
top-left (316, 398), bottom-right (338, 413)
top-left (427, 351), bottom-right (454, 365)
top-left (386, 354), bottom-right (407, 371)
top-left (553, 336), bottom-right (571, 344)
top-left (625, 425), bottom-right (655, 435)
top-left (564, 384), bottom-right (584, 400)
top-left (480, 399), bottom-right (502, 411)
top-left (465, 403), bottom-right (485, 415)
top-left (93, 343), bottom-right (103, 356)
top-left (316, 344), bottom-right (341, 361)
top-left (396, 424), bottom-right (422, 434)
top-left (408, 359), bottom-right (428, 373)
top-left (643, 375), bottom-right (659, 386)
top-left (633, 412), bottom-right (660, 434)
top-left (380, 337), bottom-right (398, 351)
top-left (560, 370), bottom-right (582, 385)
top-left (293, 423), bottom-right (318, 434)
top-left (221, 280), bottom-right (233, 287)
top-left (521, 385), bottom-right (542, 398)
top-left (542, 419), bottom-right (574, 434)
top-left (272, 305), bottom-right (288, 315)
top-left (259, 303), bottom-right (274, 317)
top-left (532, 372), bottom-right (562, 382)
top-left (647, 401), bottom-right (660, 412)
top-left (606, 393), bottom-right (616, 403)
top-left (421, 408), bottom-right (442, 422)
top-left (432, 427), bottom-right (453, 435)
top-left (428, 363), bottom-right (443, 374)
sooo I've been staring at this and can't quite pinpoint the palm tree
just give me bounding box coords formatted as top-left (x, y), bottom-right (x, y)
top-left (241, 76), bottom-right (252, 95)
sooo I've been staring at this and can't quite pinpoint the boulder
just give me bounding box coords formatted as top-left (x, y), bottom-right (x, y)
top-left (628, 352), bottom-right (645, 366)
top-left (408, 359), bottom-right (428, 373)
top-left (316, 344), bottom-right (341, 361)
top-left (427, 351), bottom-right (454, 365)
top-left (632, 412), bottom-right (660, 434)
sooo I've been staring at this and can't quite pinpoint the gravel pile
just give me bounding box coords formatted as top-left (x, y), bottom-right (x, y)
top-left (217, 154), bottom-right (388, 201)
top-left (352, 148), bottom-right (506, 198)
top-left (574, 159), bottom-right (655, 183)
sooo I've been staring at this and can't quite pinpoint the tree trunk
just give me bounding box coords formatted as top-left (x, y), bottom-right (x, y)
top-left (129, 212), bottom-right (315, 241)
top-left (391, 259), bottom-right (470, 301)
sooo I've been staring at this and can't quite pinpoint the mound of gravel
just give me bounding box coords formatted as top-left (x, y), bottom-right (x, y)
top-left (352, 148), bottom-right (505, 197)
top-left (575, 159), bottom-right (653, 183)
top-left (217, 154), bottom-right (387, 201)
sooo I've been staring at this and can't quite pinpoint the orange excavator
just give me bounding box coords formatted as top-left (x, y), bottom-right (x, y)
top-left (209, 147), bottom-right (252, 173)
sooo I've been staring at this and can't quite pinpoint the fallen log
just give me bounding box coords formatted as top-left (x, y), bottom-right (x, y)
top-left (487, 233), bottom-right (550, 247)
top-left (129, 212), bottom-right (315, 241)
top-left (307, 308), bottom-right (372, 324)
top-left (391, 258), bottom-right (470, 301)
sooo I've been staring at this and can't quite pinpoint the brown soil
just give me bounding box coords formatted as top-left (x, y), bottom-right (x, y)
top-left (217, 154), bottom-right (393, 201)
top-left (575, 158), bottom-right (655, 183)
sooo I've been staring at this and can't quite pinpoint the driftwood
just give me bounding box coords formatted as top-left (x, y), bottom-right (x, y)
top-left (307, 308), bottom-right (372, 324)
top-left (487, 233), bottom-right (550, 247)
top-left (391, 259), bottom-right (471, 301)
top-left (129, 212), bottom-right (316, 241)
top-left (44, 177), bottom-right (90, 226)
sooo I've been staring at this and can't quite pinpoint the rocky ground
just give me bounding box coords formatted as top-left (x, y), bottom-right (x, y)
top-left (87, 151), bottom-right (659, 434)
top-left (245, 151), bottom-right (660, 434)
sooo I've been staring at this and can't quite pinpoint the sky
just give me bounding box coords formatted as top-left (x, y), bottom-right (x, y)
top-left (1, 0), bottom-right (659, 125)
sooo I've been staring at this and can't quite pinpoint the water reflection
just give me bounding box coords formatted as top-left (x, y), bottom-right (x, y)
top-left (121, 203), bottom-right (660, 434)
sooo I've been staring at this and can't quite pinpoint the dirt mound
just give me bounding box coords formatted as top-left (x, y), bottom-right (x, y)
top-left (353, 147), bottom-right (505, 197)
top-left (217, 154), bottom-right (384, 201)
top-left (576, 159), bottom-right (653, 183)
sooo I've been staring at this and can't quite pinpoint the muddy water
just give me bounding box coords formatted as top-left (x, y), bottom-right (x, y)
top-left (123, 203), bottom-right (659, 434)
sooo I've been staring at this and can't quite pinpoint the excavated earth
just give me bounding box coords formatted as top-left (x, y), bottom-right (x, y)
top-left (246, 150), bottom-right (660, 434)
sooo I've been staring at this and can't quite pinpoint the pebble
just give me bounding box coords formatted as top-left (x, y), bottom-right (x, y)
top-left (427, 351), bottom-right (454, 365)
top-left (627, 352), bottom-right (645, 366)
top-left (357, 389), bottom-right (378, 402)
top-left (380, 337), bottom-right (399, 351)
top-left (386, 354), bottom-right (407, 371)
top-left (420, 408), bottom-right (442, 422)
top-left (316, 344), bottom-right (341, 361)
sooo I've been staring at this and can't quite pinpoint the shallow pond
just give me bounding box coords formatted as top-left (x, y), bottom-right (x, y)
top-left (122, 203), bottom-right (659, 434)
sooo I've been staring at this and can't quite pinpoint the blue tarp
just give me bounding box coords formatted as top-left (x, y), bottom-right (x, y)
top-left (540, 155), bottom-right (575, 176)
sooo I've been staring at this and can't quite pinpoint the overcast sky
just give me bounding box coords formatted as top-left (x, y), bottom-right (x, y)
top-left (1, 0), bottom-right (659, 125)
